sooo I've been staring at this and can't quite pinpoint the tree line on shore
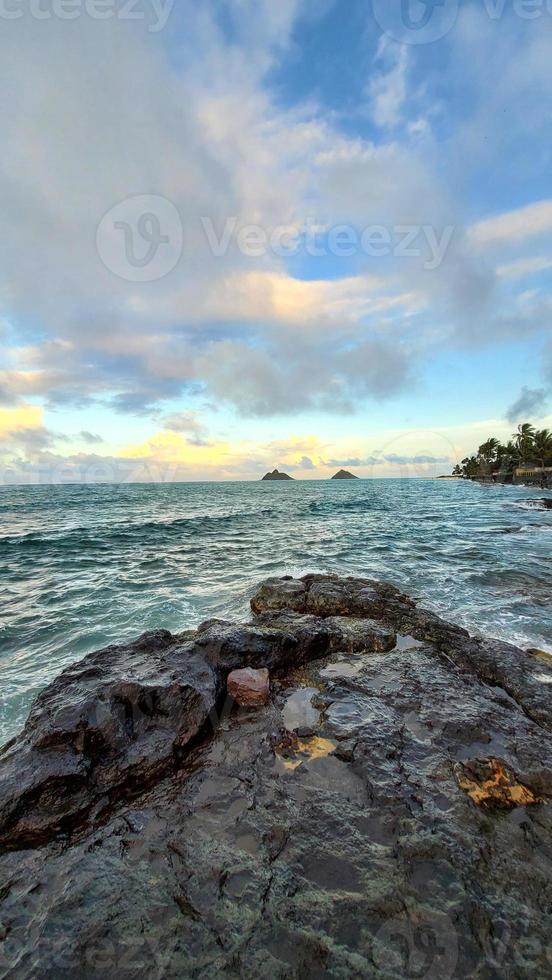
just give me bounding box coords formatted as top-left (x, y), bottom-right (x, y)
top-left (453, 423), bottom-right (552, 478)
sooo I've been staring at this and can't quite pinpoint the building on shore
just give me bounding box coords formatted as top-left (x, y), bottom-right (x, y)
top-left (474, 467), bottom-right (552, 488)
top-left (513, 467), bottom-right (552, 487)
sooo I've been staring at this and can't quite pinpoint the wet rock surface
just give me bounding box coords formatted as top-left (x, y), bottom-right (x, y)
top-left (1, 573), bottom-right (551, 978)
top-left (227, 668), bottom-right (270, 707)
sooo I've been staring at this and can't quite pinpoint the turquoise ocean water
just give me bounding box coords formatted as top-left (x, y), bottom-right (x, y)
top-left (1, 478), bottom-right (551, 743)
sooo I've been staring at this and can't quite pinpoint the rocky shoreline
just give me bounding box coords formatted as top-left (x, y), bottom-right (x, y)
top-left (475, 474), bottom-right (552, 490)
top-left (0, 574), bottom-right (551, 977)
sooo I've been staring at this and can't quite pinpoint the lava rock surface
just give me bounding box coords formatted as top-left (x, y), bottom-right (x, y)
top-left (0, 573), bottom-right (551, 978)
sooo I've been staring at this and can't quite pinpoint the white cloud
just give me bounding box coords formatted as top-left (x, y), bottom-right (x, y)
top-left (367, 39), bottom-right (409, 130)
top-left (497, 256), bottom-right (552, 279)
top-left (160, 411), bottom-right (211, 445)
top-left (200, 271), bottom-right (414, 325)
top-left (471, 201), bottom-right (552, 248)
top-left (0, 0), bottom-right (550, 432)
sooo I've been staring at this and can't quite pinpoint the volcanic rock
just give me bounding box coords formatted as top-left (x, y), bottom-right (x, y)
top-left (261, 469), bottom-right (294, 481)
top-left (331, 469), bottom-right (359, 479)
top-left (227, 668), bottom-right (270, 707)
top-left (454, 757), bottom-right (544, 810)
top-left (1, 573), bottom-right (551, 978)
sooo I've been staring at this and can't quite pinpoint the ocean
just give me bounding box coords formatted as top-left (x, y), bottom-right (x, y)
top-left (1, 478), bottom-right (551, 744)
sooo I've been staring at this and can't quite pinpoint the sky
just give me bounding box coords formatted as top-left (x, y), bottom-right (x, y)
top-left (0, 0), bottom-right (551, 483)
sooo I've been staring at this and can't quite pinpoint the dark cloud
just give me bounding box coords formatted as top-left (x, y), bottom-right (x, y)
top-left (505, 386), bottom-right (548, 423)
top-left (323, 456), bottom-right (380, 467)
top-left (160, 412), bottom-right (210, 446)
top-left (0, 379), bottom-right (21, 405)
top-left (3, 272), bottom-right (544, 422)
top-left (79, 431), bottom-right (104, 445)
top-left (0, 426), bottom-right (95, 471)
top-left (7, 427), bottom-right (55, 451)
top-left (547, 348), bottom-right (552, 387)
top-left (195, 334), bottom-right (412, 417)
top-left (286, 455), bottom-right (316, 471)
top-left (110, 391), bottom-right (162, 416)
top-left (384, 453), bottom-right (450, 465)
top-left (339, 341), bottom-right (413, 400)
top-left (0, 450), bottom-right (192, 487)
top-left (324, 453), bottom-right (450, 467)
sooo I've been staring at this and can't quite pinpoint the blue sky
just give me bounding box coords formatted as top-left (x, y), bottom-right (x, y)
top-left (0, 0), bottom-right (551, 482)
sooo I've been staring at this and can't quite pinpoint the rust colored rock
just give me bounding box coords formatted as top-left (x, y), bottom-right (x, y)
top-left (454, 757), bottom-right (544, 810)
top-left (227, 667), bottom-right (270, 707)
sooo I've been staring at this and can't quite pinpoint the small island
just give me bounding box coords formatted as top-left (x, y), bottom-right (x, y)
top-left (331, 469), bottom-right (359, 480)
top-left (261, 469), bottom-right (294, 481)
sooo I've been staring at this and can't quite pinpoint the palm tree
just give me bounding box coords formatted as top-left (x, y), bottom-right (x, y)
top-left (479, 437), bottom-right (501, 464)
top-left (461, 455), bottom-right (480, 479)
top-left (512, 423), bottom-right (536, 464)
top-left (500, 440), bottom-right (520, 473)
top-left (513, 423), bottom-right (536, 445)
top-left (456, 424), bottom-right (549, 480)
top-left (533, 429), bottom-right (552, 468)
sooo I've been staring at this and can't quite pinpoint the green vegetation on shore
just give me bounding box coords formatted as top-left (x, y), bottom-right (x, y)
top-left (453, 423), bottom-right (552, 479)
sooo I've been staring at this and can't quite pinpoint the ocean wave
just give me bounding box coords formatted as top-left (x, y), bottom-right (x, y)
top-left (1, 478), bottom-right (552, 744)
top-left (0, 508), bottom-right (278, 550)
top-left (467, 568), bottom-right (551, 592)
top-left (481, 525), bottom-right (523, 535)
top-left (512, 498), bottom-right (552, 512)
top-left (307, 497), bottom-right (389, 515)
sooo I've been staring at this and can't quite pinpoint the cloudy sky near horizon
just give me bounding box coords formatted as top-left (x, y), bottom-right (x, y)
top-left (0, 0), bottom-right (551, 483)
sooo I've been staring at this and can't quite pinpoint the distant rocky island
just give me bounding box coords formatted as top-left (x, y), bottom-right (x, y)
top-left (261, 468), bottom-right (360, 481)
top-left (331, 469), bottom-right (358, 480)
top-left (261, 469), bottom-right (294, 481)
